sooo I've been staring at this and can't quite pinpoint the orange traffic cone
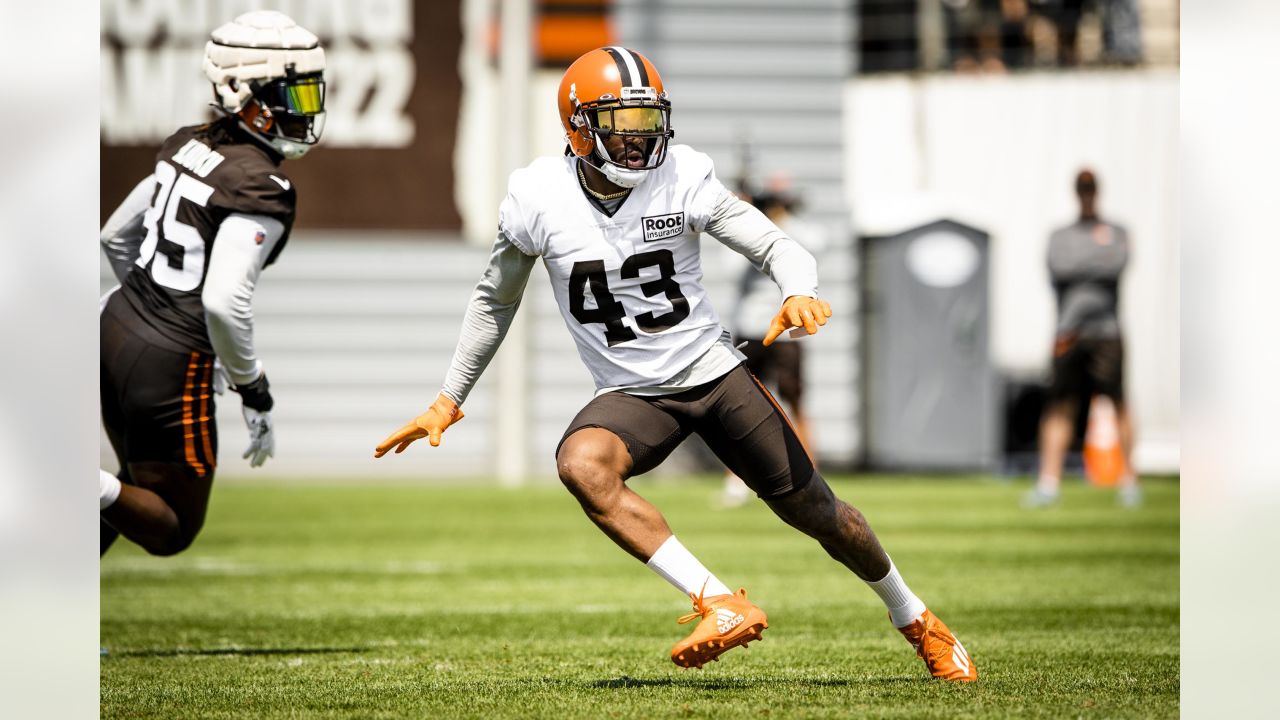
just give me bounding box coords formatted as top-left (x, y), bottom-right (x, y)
top-left (1083, 395), bottom-right (1125, 487)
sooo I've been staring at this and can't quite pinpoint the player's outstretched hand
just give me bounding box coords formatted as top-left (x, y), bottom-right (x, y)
top-left (762, 295), bottom-right (833, 346)
top-left (374, 393), bottom-right (465, 458)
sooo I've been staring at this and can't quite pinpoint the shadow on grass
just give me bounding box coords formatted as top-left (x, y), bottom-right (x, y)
top-left (590, 675), bottom-right (900, 690)
top-left (110, 646), bottom-right (370, 658)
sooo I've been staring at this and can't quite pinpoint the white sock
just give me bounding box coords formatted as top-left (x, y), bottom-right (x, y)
top-left (1036, 474), bottom-right (1060, 494)
top-left (100, 470), bottom-right (122, 510)
top-left (866, 560), bottom-right (927, 628)
top-left (645, 535), bottom-right (734, 598)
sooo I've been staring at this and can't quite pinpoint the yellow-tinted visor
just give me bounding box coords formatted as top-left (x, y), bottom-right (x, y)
top-left (284, 76), bottom-right (325, 116)
top-left (597, 107), bottom-right (665, 133)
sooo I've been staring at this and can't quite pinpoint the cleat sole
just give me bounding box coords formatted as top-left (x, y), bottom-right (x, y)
top-left (671, 621), bottom-right (769, 669)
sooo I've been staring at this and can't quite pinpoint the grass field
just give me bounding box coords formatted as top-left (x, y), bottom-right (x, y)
top-left (100, 476), bottom-right (1179, 719)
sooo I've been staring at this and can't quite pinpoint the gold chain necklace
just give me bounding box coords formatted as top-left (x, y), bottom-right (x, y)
top-left (578, 162), bottom-right (630, 201)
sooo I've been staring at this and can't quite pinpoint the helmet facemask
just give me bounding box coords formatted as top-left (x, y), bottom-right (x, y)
top-left (573, 86), bottom-right (673, 188)
top-left (242, 68), bottom-right (326, 159)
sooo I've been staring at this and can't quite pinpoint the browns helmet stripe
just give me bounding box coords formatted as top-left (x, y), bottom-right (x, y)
top-left (604, 45), bottom-right (643, 88)
top-left (629, 48), bottom-right (650, 86)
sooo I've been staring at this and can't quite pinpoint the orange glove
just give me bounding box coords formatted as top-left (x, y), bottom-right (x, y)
top-left (374, 393), bottom-right (465, 457)
top-left (762, 295), bottom-right (833, 346)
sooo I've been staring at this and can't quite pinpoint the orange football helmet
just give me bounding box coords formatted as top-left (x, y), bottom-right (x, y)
top-left (558, 46), bottom-right (673, 187)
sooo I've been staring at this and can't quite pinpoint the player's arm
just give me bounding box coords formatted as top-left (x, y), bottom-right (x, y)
top-left (374, 233), bottom-right (537, 457)
top-left (100, 174), bottom-right (155, 282)
top-left (703, 193), bottom-right (831, 345)
top-left (202, 213), bottom-right (286, 467)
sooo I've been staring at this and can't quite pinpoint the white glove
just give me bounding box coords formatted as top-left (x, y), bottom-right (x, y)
top-left (242, 406), bottom-right (275, 468)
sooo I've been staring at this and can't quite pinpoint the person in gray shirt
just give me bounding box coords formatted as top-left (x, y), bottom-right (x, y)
top-left (1026, 169), bottom-right (1140, 507)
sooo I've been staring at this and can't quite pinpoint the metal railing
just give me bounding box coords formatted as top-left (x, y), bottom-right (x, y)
top-left (856, 0), bottom-right (1179, 73)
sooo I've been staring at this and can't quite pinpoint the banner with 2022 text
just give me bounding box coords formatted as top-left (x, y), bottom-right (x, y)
top-left (100, 0), bottom-right (463, 231)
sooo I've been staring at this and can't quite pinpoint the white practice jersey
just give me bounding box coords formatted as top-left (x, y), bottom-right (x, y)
top-left (500, 145), bottom-right (733, 390)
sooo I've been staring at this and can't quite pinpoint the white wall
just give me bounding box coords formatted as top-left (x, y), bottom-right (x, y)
top-left (846, 69), bottom-right (1179, 472)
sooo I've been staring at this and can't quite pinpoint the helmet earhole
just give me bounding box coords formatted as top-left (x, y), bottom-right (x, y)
top-left (248, 104), bottom-right (273, 131)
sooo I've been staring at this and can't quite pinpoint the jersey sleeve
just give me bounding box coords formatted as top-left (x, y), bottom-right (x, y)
top-left (221, 165), bottom-right (297, 266)
top-left (679, 148), bottom-right (734, 233)
top-left (705, 193), bottom-right (818, 300)
top-left (100, 174), bottom-right (155, 283)
top-left (439, 233), bottom-right (538, 405)
top-left (497, 175), bottom-right (540, 257)
top-left (202, 213), bottom-right (287, 386)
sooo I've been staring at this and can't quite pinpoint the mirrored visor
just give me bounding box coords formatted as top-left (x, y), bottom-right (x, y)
top-left (257, 75), bottom-right (325, 116)
top-left (284, 76), bottom-right (325, 115)
top-left (596, 106), bottom-right (666, 133)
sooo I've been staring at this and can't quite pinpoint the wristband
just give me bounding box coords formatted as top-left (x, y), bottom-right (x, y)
top-left (233, 372), bottom-right (274, 412)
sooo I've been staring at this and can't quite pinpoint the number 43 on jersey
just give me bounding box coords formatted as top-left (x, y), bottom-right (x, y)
top-left (568, 249), bottom-right (690, 346)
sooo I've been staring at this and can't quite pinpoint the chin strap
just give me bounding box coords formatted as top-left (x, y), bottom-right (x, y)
top-left (211, 103), bottom-right (312, 160)
top-left (601, 163), bottom-right (649, 189)
top-left (588, 146), bottom-right (650, 188)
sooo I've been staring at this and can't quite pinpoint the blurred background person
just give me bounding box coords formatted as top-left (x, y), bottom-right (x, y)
top-left (939, 0), bottom-right (1144, 72)
top-left (1025, 169), bottom-right (1139, 508)
top-left (1049, 0), bottom-right (1143, 66)
top-left (943, 0), bottom-right (1037, 72)
top-left (721, 174), bottom-right (828, 507)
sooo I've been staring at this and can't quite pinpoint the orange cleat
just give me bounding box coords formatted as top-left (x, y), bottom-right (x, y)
top-left (670, 587), bottom-right (768, 669)
top-left (896, 609), bottom-right (977, 681)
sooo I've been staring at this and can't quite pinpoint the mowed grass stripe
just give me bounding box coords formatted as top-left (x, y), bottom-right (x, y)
top-left (102, 476), bottom-right (1178, 719)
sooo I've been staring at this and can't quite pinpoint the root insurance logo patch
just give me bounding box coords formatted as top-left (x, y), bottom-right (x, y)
top-left (642, 212), bottom-right (685, 242)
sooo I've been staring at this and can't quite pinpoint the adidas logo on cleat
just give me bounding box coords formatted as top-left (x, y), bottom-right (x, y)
top-left (951, 640), bottom-right (972, 677)
top-left (716, 608), bottom-right (745, 634)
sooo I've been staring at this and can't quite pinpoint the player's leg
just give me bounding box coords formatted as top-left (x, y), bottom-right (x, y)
top-left (773, 342), bottom-right (812, 454)
top-left (1028, 336), bottom-right (1083, 506)
top-left (1113, 401), bottom-right (1141, 506)
top-left (697, 367), bottom-right (890, 578)
top-left (556, 392), bottom-right (705, 563)
top-left (557, 424), bottom-right (738, 596)
top-left (100, 324), bottom-right (219, 556)
top-left (719, 339), bottom-right (770, 507)
top-left (102, 462), bottom-right (214, 556)
top-left (556, 427), bottom-right (675, 561)
top-left (556, 392), bottom-right (763, 668)
top-left (101, 517), bottom-right (121, 557)
top-left (1032, 398), bottom-right (1077, 502)
top-left (698, 366), bottom-right (976, 680)
top-left (1092, 338), bottom-right (1140, 506)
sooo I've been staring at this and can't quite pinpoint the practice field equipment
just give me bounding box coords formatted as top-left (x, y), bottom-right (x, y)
top-left (1083, 395), bottom-right (1126, 487)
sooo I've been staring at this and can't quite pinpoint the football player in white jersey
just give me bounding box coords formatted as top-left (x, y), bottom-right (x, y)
top-left (376, 47), bottom-right (976, 680)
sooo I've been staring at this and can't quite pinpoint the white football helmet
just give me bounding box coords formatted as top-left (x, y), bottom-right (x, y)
top-left (202, 11), bottom-right (326, 159)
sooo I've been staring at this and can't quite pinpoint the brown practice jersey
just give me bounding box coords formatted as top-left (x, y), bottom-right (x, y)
top-left (110, 118), bottom-right (296, 354)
